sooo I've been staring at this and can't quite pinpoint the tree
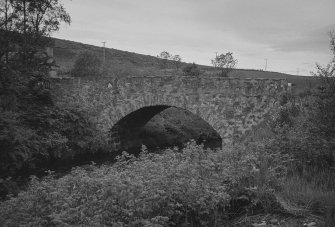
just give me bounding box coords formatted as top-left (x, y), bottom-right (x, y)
top-left (309, 31), bottom-right (335, 139)
top-left (157, 51), bottom-right (171, 69)
top-left (25, 0), bottom-right (71, 35)
top-left (157, 51), bottom-right (171, 60)
top-left (274, 31), bottom-right (335, 169)
top-left (312, 32), bottom-right (335, 80)
top-left (157, 51), bottom-right (182, 70)
top-left (171, 54), bottom-right (182, 69)
top-left (0, 0), bottom-right (17, 62)
top-left (211, 52), bottom-right (237, 77)
top-left (0, 0), bottom-right (71, 65)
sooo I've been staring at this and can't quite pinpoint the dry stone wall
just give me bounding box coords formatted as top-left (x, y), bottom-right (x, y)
top-left (52, 76), bottom-right (287, 145)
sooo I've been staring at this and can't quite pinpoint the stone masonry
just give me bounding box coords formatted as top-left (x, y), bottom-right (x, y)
top-left (52, 76), bottom-right (288, 149)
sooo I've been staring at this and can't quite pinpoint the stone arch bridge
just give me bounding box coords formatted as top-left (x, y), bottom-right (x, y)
top-left (52, 76), bottom-right (287, 150)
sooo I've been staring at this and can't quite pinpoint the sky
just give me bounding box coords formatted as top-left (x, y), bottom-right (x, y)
top-left (54, 0), bottom-right (335, 76)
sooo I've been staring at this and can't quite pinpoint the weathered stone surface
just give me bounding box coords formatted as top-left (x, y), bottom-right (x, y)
top-left (51, 76), bottom-right (287, 146)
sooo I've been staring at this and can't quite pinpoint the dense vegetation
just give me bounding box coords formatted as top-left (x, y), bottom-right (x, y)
top-left (0, 51), bottom-right (109, 196)
top-left (2, 33), bottom-right (335, 225)
top-left (0, 142), bottom-right (291, 226)
top-left (1, 74), bottom-right (335, 225)
top-left (1, 0), bottom-right (335, 225)
top-left (0, 0), bottom-right (109, 197)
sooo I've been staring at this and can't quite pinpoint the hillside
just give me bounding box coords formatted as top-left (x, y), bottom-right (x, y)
top-left (52, 38), bottom-right (319, 93)
top-left (53, 38), bottom-right (164, 74)
top-left (49, 37), bottom-right (321, 153)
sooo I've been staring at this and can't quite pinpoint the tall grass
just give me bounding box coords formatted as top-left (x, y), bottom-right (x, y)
top-left (280, 167), bottom-right (335, 212)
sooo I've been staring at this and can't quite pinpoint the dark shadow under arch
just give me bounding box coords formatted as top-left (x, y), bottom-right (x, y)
top-left (110, 105), bottom-right (222, 155)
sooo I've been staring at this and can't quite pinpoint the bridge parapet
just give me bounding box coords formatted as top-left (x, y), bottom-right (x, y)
top-left (112, 76), bottom-right (287, 96)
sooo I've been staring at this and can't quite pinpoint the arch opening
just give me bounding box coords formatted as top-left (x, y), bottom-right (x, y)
top-left (110, 105), bottom-right (222, 155)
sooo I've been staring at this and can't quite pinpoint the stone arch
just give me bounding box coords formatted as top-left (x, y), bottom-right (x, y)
top-left (109, 104), bottom-right (223, 153)
top-left (100, 90), bottom-right (220, 135)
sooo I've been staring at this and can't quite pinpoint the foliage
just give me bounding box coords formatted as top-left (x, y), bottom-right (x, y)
top-left (0, 93), bottom-right (106, 178)
top-left (72, 51), bottom-right (102, 77)
top-left (157, 51), bottom-right (171, 69)
top-left (182, 62), bottom-right (201, 77)
top-left (279, 168), bottom-right (335, 212)
top-left (236, 32), bottom-right (335, 215)
top-left (23, 0), bottom-right (71, 35)
top-left (171, 54), bottom-right (182, 69)
top-left (0, 0), bottom-right (71, 63)
top-left (0, 0), bottom-right (107, 195)
top-left (157, 51), bottom-right (171, 60)
top-left (211, 52), bottom-right (237, 77)
top-left (157, 51), bottom-right (182, 69)
top-left (270, 33), bottom-right (335, 171)
top-left (0, 142), bottom-right (269, 226)
top-left (239, 97), bottom-right (335, 216)
top-left (242, 36), bottom-right (335, 211)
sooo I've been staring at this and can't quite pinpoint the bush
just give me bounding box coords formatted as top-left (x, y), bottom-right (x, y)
top-left (0, 105), bottom-right (107, 178)
top-left (182, 63), bottom-right (201, 77)
top-left (72, 51), bottom-right (102, 77)
top-left (242, 87), bottom-right (335, 214)
top-left (0, 65), bottom-right (108, 190)
top-left (0, 142), bottom-right (263, 226)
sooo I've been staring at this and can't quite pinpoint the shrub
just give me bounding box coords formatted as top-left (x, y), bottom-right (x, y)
top-left (0, 142), bottom-right (261, 226)
top-left (182, 63), bottom-right (201, 77)
top-left (0, 65), bottom-right (108, 181)
top-left (0, 105), bottom-right (107, 179)
top-left (72, 51), bottom-right (102, 77)
top-left (248, 90), bottom-right (335, 214)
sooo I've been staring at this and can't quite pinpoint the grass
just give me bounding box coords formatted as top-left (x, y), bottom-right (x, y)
top-left (279, 169), bottom-right (335, 212)
top-left (51, 37), bottom-right (320, 95)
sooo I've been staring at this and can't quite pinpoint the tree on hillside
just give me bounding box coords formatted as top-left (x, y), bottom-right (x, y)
top-left (211, 52), bottom-right (237, 77)
top-left (157, 51), bottom-right (182, 70)
top-left (157, 51), bottom-right (171, 69)
top-left (171, 54), bottom-right (182, 69)
top-left (157, 51), bottom-right (171, 59)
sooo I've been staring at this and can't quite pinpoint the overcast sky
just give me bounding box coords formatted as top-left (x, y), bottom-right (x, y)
top-left (54, 0), bottom-right (335, 75)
